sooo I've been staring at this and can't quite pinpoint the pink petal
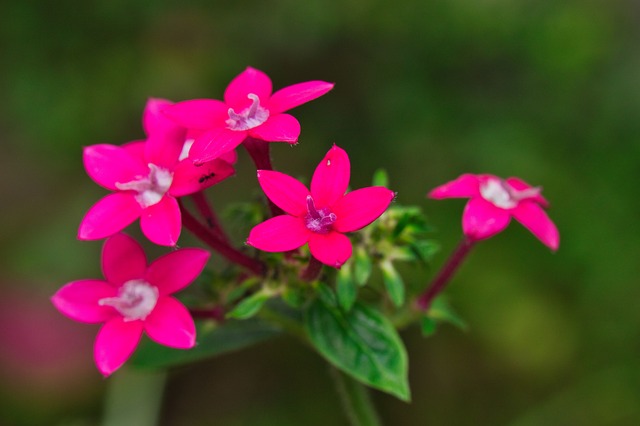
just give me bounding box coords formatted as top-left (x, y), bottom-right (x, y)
top-left (145, 248), bottom-right (210, 296)
top-left (428, 174), bottom-right (481, 199)
top-left (219, 149), bottom-right (238, 165)
top-left (170, 158), bottom-right (235, 197)
top-left (247, 215), bottom-right (310, 252)
top-left (83, 144), bottom-right (147, 190)
top-left (122, 140), bottom-right (147, 160)
top-left (257, 170), bottom-right (310, 216)
top-left (268, 81), bottom-right (335, 114)
top-left (163, 99), bottom-right (229, 130)
top-left (144, 297), bottom-right (196, 349)
top-left (310, 144), bottom-right (351, 208)
top-left (78, 193), bottom-right (142, 241)
top-left (140, 196), bottom-right (181, 246)
top-left (249, 113), bottom-right (300, 143)
top-left (308, 231), bottom-right (353, 268)
top-left (101, 233), bottom-right (147, 286)
top-left (51, 280), bottom-right (117, 323)
top-left (143, 98), bottom-right (175, 136)
top-left (462, 197), bottom-right (512, 240)
top-left (506, 177), bottom-right (549, 207)
top-left (94, 317), bottom-right (143, 376)
top-left (512, 201), bottom-right (560, 250)
top-left (332, 187), bottom-right (395, 233)
top-left (189, 127), bottom-right (247, 164)
top-left (143, 99), bottom-right (186, 169)
top-left (224, 67), bottom-right (273, 110)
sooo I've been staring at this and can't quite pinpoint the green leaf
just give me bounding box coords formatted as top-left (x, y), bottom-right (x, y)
top-left (410, 240), bottom-right (440, 263)
top-left (429, 297), bottom-right (468, 331)
top-left (380, 260), bottom-right (405, 307)
top-left (420, 317), bottom-right (438, 337)
top-left (372, 168), bottom-right (389, 187)
top-left (304, 300), bottom-right (410, 401)
top-left (282, 286), bottom-right (305, 308)
top-left (353, 247), bottom-right (372, 286)
top-left (130, 319), bottom-right (282, 369)
top-left (314, 281), bottom-right (338, 307)
top-left (227, 290), bottom-right (272, 319)
top-left (337, 262), bottom-right (357, 311)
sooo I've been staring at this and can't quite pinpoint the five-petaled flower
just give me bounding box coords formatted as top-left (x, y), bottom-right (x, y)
top-left (247, 145), bottom-right (395, 267)
top-left (163, 67), bottom-right (334, 164)
top-left (51, 233), bottom-right (210, 376)
top-left (429, 173), bottom-right (559, 250)
top-left (78, 98), bottom-right (235, 246)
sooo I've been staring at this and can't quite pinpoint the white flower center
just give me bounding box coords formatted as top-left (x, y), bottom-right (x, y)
top-left (304, 195), bottom-right (337, 234)
top-left (116, 164), bottom-right (173, 208)
top-left (480, 178), bottom-right (541, 209)
top-left (99, 279), bottom-right (159, 321)
top-left (225, 93), bottom-right (269, 131)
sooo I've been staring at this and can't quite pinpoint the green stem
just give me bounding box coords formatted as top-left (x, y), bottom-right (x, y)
top-left (102, 368), bottom-right (167, 426)
top-left (330, 366), bottom-right (382, 426)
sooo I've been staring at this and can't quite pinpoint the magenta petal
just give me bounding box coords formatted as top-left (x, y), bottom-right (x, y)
top-left (189, 128), bottom-right (247, 164)
top-left (78, 193), bottom-right (142, 241)
top-left (268, 81), bottom-right (335, 114)
top-left (170, 159), bottom-right (235, 197)
top-left (163, 99), bottom-right (229, 130)
top-left (219, 149), bottom-right (238, 165)
top-left (140, 196), bottom-right (181, 246)
top-left (51, 280), bottom-right (117, 323)
top-left (83, 144), bottom-right (148, 190)
top-left (462, 198), bottom-right (511, 240)
top-left (224, 67), bottom-right (273, 109)
top-left (146, 248), bottom-right (210, 296)
top-left (94, 317), bottom-right (143, 376)
top-left (506, 177), bottom-right (549, 207)
top-left (308, 231), bottom-right (352, 268)
top-left (101, 233), bottom-right (147, 285)
top-left (143, 100), bottom-right (186, 169)
top-left (247, 215), bottom-right (310, 252)
top-left (249, 114), bottom-right (300, 143)
top-left (257, 170), bottom-right (310, 216)
top-left (333, 187), bottom-right (395, 233)
top-left (512, 201), bottom-right (560, 250)
top-left (429, 174), bottom-right (481, 199)
top-left (310, 145), bottom-right (351, 207)
top-left (144, 297), bottom-right (196, 349)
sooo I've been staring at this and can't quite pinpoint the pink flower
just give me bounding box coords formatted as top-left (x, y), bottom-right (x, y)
top-left (247, 145), bottom-right (395, 267)
top-left (429, 174), bottom-right (559, 250)
top-left (78, 98), bottom-right (235, 246)
top-left (51, 233), bottom-right (209, 376)
top-left (164, 67), bottom-right (334, 164)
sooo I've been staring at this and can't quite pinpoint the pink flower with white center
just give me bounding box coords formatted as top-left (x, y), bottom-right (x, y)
top-left (51, 233), bottom-right (210, 376)
top-left (247, 145), bottom-right (395, 267)
top-left (163, 67), bottom-right (334, 164)
top-left (429, 174), bottom-right (559, 250)
top-left (78, 98), bottom-right (235, 246)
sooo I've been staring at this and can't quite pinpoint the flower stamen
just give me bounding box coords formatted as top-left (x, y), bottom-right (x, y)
top-left (304, 195), bottom-right (336, 234)
top-left (226, 93), bottom-right (270, 131)
top-left (99, 279), bottom-right (159, 321)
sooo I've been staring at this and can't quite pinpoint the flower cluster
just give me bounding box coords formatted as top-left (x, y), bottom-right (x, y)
top-left (51, 66), bottom-right (559, 385)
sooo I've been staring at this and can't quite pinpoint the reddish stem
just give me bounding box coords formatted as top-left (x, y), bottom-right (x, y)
top-left (189, 306), bottom-right (226, 322)
top-left (191, 191), bottom-right (229, 243)
top-left (415, 237), bottom-right (476, 311)
top-left (180, 201), bottom-right (265, 276)
top-left (243, 137), bottom-right (283, 217)
top-left (300, 256), bottom-right (324, 282)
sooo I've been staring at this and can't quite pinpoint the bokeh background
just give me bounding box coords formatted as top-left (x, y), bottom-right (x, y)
top-left (2, 0), bottom-right (639, 425)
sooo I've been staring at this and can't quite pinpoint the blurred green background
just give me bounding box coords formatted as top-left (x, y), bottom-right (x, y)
top-left (1, 0), bottom-right (639, 425)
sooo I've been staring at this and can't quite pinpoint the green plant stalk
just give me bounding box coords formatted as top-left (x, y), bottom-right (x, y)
top-left (102, 368), bottom-right (167, 426)
top-left (330, 366), bottom-right (382, 426)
